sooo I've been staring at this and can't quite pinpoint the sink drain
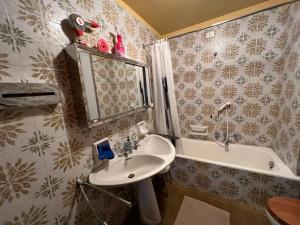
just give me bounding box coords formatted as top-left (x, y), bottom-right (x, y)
top-left (128, 173), bottom-right (135, 178)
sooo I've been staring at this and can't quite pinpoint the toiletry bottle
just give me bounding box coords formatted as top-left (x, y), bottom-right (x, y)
top-left (115, 34), bottom-right (125, 57)
top-left (124, 136), bottom-right (133, 152)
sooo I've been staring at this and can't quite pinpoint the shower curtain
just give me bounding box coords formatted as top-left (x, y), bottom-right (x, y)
top-left (151, 40), bottom-right (181, 138)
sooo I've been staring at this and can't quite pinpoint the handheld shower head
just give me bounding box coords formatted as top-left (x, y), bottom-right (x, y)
top-left (76, 178), bottom-right (84, 185)
top-left (218, 102), bottom-right (231, 116)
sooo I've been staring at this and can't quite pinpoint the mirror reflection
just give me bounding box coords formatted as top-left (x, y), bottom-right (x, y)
top-left (91, 55), bottom-right (147, 120)
top-left (126, 64), bottom-right (145, 110)
top-left (92, 55), bottom-right (130, 119)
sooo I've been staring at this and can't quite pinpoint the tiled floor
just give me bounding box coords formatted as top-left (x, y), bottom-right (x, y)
top-left (123, 181), bottom-right (271, 225)
top-left (157, 184), bottom-right (271, 225)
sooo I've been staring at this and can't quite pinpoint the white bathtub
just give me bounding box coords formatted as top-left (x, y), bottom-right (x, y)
top-left (176, 138), bottom-right (300, 181)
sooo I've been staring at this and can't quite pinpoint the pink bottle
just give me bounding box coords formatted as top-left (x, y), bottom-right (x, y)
top-left (115, 34), bottom-right (125, 57)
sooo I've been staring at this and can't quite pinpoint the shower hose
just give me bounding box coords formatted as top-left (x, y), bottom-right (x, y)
top-left (213, 109), bottom-right (229, 148)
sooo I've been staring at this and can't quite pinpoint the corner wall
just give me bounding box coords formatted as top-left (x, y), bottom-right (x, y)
top-left (169, 1), bottom-right (300, 175)
top-left (273, 2), bottom-right (300, 175)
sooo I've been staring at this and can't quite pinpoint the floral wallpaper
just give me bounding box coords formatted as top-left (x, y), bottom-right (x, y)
top-left (0, 0), bottom-right (155, 224)
top-left (169, 2), bottom-right (300, 175)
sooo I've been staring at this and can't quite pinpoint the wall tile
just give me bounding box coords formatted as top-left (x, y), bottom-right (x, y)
top-left (0, 0), bottom-right (156, 224)
top-left (171, 157), bottom-right (300, 209)
top-left (5, 0), bottom-right (48, 44)
top-left (170, 2), bottom-right (300, 174)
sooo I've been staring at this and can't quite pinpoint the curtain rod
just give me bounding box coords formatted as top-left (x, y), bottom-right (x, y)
top-left (143, 0), bottom-right (296, 42)
top-left (142, 43), bottom-right (153, 48)
top-left (143, 38), bottom-right (168, 48)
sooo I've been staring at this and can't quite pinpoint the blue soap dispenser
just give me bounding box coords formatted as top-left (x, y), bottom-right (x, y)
top-left (93, 138), bottom-right (114, 161)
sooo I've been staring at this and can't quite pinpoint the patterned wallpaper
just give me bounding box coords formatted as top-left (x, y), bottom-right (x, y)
top-left (0, 0), bottom-right (155, 224)
top-left (170, 2), bottom-right (300, 175)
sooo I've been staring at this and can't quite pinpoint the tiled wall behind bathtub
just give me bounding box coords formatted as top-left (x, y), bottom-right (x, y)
top-left (170, 2), bottom-right (300, 174)
top-left (273, 2), bottom-right (300, 175)
top-left (0, 0), bottom-right (155, 224)
top-left (171, 157), bottom-right (300, 209)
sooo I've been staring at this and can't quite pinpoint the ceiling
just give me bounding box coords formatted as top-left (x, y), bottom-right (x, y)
top-left (122, 0), bottom-right (271, 36)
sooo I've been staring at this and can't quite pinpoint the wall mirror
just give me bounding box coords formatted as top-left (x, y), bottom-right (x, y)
top-left (64, 44), bottom-right (151, 128)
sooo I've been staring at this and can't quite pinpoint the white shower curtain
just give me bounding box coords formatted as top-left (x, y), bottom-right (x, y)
top-left (151, 40), bottom-right (181, 138)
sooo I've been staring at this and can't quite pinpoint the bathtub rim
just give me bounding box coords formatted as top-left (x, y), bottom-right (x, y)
top-left (176, 153), bottom-right (300, 182)
top-left (176, 138), bottom-right (300, 182)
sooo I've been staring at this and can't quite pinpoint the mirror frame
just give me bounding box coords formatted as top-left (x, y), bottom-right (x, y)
top-left (64, 43), bottom-right (152, 128)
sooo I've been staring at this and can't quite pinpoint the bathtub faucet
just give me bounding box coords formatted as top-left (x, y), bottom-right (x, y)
top-left (217, 102), bottom-right (231, 117)
top-left (223, 132), bottom-right (230, 145)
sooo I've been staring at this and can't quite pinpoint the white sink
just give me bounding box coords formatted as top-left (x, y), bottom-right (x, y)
top-left (140, 134), bottom-right (174, 155)
top-left (89, 134), bottom-right (176, 186)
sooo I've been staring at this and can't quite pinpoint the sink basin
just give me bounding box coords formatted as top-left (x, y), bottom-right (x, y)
top-left (89, 134), bottom-right (176, 186)
top-left (140, 135), bottom-right (173, 155)
top-left (89, 155), bottom-right (164, 186)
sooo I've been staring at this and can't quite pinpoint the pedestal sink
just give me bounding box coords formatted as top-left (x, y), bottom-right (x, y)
top-left (89, 134), bottom-right (176, 224)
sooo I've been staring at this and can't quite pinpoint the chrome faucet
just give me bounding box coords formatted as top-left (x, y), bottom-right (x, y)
top-left (133, 140), bottom-right (140, 150)
top-left (223, 132), bottom-right (230, 144)
top-left (123, 148), bottom-right (130, 159)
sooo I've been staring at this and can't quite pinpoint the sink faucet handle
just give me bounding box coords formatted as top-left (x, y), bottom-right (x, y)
top-left (133, 140), bottom-right (141, 149)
